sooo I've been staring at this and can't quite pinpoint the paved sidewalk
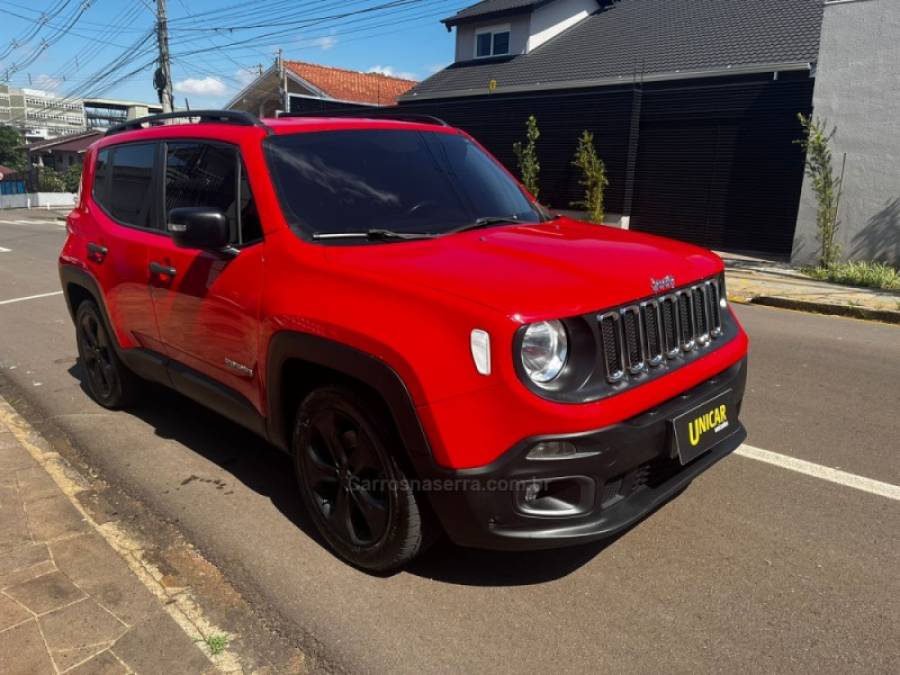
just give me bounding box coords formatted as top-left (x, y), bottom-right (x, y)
top-left (721, 254), bottom-right (900, 324)
top-left (0, 401), bottom-right (215, 674)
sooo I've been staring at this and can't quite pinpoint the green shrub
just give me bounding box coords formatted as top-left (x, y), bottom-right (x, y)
top-left (570, 130), bottom-right (609, 223)
top-left (63, 164), bottom-right (83, 193)
top-left (512, 115), bottom-right (541, 199)
top-left (796, 114), bottom-right (843, 268)
top-left (804, 261), bottom-right (900, 290)
top-left (35, 167), bottom-right (66, 192)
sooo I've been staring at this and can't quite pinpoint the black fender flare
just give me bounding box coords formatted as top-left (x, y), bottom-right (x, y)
top-left (265, 331), bottom-right (432, 464)
top-left (59, 264), bottom-right (105, 323)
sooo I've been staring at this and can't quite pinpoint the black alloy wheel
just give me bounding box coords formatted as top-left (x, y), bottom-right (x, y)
top-left (293, 386), bottom-right (433, 571)
top-left (75, 301), bottom-right (140, 409)
top-left (302, 405), bottom-right (390, 546)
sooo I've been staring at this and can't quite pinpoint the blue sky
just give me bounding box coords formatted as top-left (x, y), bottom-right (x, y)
top-left (0, 0), bottom-right (466, 107)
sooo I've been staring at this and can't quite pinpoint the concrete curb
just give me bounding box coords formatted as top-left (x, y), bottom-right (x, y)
top-left (730, 295), bottom-right (900, 325)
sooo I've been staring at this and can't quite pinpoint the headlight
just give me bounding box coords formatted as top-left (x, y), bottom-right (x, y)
top-left (521, 320), bottom-right (568, 384)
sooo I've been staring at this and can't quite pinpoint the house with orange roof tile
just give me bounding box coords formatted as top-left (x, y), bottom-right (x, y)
top-left (226, 59), bottom-right (417, 118)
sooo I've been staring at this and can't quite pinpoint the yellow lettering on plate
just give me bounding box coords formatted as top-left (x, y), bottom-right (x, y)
top-left (688, 404), bottom-right (728, 446)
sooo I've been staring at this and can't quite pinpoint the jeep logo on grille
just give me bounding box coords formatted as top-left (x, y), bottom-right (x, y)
top-left (650, 275), bottom-right (676, 293)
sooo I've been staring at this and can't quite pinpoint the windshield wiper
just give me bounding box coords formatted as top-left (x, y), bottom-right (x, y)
top-left (447, 215), bottom-right (522, 235)
top-left (312, 229), bottom-right (436, 241)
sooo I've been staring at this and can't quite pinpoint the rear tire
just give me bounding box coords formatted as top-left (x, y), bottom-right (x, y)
top-left (75, 300), bottom-right (141, 409)
top-left (292, 386), bottom-right (432, 572)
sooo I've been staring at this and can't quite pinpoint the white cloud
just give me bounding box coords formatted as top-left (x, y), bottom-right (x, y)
top-left (426, 63), bottom-right (447, 75)
top-left (311, 35), bottom-right (337, 50)
top-left (367, 65), bottom-right (417, 81)
top-left (233, 68), bottom-right (259, 88)
top-left (32, 74), bottom-right (62, 93)
top-left (173, 76), bottom-right (228, 97)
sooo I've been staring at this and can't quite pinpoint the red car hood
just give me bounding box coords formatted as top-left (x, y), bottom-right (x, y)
top-left (325, 218), bottom-right (723, 319)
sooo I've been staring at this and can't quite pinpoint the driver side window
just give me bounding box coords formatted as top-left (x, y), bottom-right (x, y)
top-left (164, 141), bottom-right (262, 246)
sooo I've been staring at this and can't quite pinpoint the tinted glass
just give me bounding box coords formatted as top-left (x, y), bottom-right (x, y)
top-left (109, 143), bottom-right (155, 228)
top-left (493, 31), bottom-right (510, 55)
top-left (238, 164), bottom-right (262, 244)
top-left (265, 129), bottom-right (541, 237)
top-left (476, 32), bottom-right (492, 57)
top-left (92, 149), bottom-right (110, 208)
top-left (165, 142), bottom-right (237, 235)
top-left (165, 143), bottom-right (262, 246)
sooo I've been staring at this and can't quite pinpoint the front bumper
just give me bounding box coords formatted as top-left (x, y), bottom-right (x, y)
top-left (417, 357), bottom-right (747, 550)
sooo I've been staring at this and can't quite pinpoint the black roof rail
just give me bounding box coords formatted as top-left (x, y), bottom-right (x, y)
top-left (105, 110), bottom-right (270, 136)
top-left (277, 109), bottom-right (449, 127)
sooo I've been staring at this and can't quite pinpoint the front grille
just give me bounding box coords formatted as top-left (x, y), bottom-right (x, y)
top-left (597, 278), bottom-right (725, 385)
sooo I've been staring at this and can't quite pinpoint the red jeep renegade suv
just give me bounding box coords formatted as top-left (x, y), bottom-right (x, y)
top-left (59, 110), bottom-right (748, 571)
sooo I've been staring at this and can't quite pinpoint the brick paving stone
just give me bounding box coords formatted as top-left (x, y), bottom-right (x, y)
top-left (51, 534), bottom-right (158, 626)
top-left (0, 542), bottom-right (50, 580)
top-left (0, 560), bottom-right (56, 589)
top-left (24, 494), bottom-right (90, 542)
top-left (15, 466), bottom-right (60, 504)
top-left (0, 406), bottom-right (220, 675)
top-left (0, 592), bottom-right (31, 631)
top-left (112, 609), bottom-right (212, 675)
top-left (65, 650), bottom-right (129, 675)
top-left (0, 619), bottom-right (55, 674)
top-left (0, 435), bottom-right (36, 476)
top-left (0, 486), bottom-right (31, 551)
top-left (39, 596), bottom-right (127, 653)
top-left (4, 569), bottom-right (86, 615)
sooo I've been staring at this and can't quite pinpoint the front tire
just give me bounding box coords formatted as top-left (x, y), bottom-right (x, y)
top-left (292, 386), bottom-right (431, 572)
top-left (75, 301), bottom-right (141, 409)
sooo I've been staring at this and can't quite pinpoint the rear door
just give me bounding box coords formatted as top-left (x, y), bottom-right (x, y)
top-left (86, 142), bottom-right (164, 352)
top-left (146, 140), bottom-right (264, 406)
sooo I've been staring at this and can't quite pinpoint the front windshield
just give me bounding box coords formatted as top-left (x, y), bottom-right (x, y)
top-left (264, 128), bottom-right (543, 237)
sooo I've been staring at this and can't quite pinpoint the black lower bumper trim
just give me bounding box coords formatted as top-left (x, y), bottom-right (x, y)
top-left (413, 357), bottom-right (748, 551)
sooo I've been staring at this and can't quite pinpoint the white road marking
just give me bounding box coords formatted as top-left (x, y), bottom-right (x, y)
top-left (736, 443), bottom-right (900, 502)
top-left (0, 290), bottom-right (64, 306)
top-left (0, 246), bottom-right (10, 253)
top-left (0, 219), bottom-right (61, 227)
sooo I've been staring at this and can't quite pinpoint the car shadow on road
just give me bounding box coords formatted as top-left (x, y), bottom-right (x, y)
top-left (67, 363), bottom-right (653, 586)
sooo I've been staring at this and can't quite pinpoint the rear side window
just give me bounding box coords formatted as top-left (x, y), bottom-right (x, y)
top-left (165, 141), bottom-right (262, 245)
top-left (92, 149), bottom-right (110, 206)
top-left (107, 143), bottom-right (156, 229)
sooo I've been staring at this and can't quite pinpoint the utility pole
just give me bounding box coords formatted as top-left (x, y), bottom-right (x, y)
top-left (276, 48), bottom-right (287, 114)
top-left (154, 0), bottom-right (174, 113)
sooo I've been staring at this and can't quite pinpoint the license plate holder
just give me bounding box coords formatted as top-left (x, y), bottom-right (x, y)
top-left (670, 389), bottom-right (734, 465)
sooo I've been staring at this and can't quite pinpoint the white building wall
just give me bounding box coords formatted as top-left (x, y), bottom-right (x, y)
top-left (455, 14), bottom-right (532, 61)
top-left (792, 0), bottom-right (900, 266)
top-left (527, 0), bottom-right (596, 52)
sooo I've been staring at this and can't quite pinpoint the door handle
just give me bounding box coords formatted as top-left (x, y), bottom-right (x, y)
top-left (87, 242), bottom-right (107, 262)
top-left (149, 261), bottom-right (177, 278)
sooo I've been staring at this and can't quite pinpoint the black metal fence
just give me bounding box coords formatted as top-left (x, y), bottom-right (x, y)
top-left (314, 72), bottom-right (814, 256)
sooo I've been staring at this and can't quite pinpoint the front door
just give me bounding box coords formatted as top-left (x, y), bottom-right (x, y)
top-left (146, 140), bottom-right (264, 407)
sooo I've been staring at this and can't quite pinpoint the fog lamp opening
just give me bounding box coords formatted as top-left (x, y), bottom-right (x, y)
top-left (527, 440), bottom-right (578, 460)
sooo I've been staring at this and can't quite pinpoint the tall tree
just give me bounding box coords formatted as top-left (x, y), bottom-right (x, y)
top-left (0, 126), bottom-right (27, 172)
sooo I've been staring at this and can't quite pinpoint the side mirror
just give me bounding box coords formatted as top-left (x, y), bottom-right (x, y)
top-left (168, 207), bottom-right (230, 250)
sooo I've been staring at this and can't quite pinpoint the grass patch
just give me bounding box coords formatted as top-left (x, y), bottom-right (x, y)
top-left (200, 634), bottom-right (229, 656)
top-left (803, 261), bottom-right (900, 290)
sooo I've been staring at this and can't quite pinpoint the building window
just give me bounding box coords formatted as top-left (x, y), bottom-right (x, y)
top-left (474, 25), bottom-right (511, 58)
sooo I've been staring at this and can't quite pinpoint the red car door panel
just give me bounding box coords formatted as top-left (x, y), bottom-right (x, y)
top-left (148, 244), bottom-right (263, 405)
top-left (147, 140), bottom-right (264, 408)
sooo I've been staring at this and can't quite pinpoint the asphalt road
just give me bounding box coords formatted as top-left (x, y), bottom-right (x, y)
top-left (1, 210), bottom-right (898, 673)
